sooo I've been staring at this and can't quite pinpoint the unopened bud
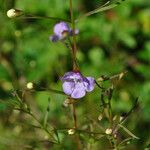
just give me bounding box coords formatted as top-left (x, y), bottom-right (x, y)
top-left (63, 100), bottom-right (69, 107)
top-left (68, 129), bottom-right (75, 135)
top-left (7, 9), bottom-right (23, 18)
top-left (97, 77), bottom-right (104, 82)
top-left (119, 116), bottom-right (124, 122)
top-left (26, 82), bottom-right (33, 89)
top-left (63, 98), bottom-right (75, 106)
top-left (98, 114), bottom-right (103, 121)
top-left (119, 72), bottom-right (125, 80)
top-left (114, 134), bottom-right (117, 138)
top-left (127, 141), bottom-right (130, 144)
top-left (105, 128), bottom-right (112, 135)
top-left (113, 115), bottom-right (117, 121)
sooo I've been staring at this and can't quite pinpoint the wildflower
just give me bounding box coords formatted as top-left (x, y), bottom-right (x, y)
top-left (49, 22), bottom-right (79, 42)
top-left (7, 8), bottom-right (22, 18)
top-left (61, 71), bottom-right (95, 99)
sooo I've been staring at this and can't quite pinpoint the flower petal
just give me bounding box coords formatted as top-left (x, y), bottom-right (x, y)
top-left (71, 83), bottom-right (86, 99)
top-left (61, 71), bottom-right (75, 81)
top-left (62, 81), bottom-right (75, 95)
top-left (84, 77), bottom-right (95, 92)
top-left (49, 35), bottom-right (59, 42)
top-left (54, 22), bottom-right (70, 37)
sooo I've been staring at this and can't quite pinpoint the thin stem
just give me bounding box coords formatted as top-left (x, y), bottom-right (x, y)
top-left (72, 103), bottom-right (81, 150)
top-left (63, 39), bottom-right (78, 69)
top-left (69, 1), bottom-right (80, 149)
top-left (14, 105), bottom-right (58, 144)
top-left (69, 0), bottom-right (78, 71)
top-left (68, 38), bottom-right (79, 70)
top-left (35, 87), bottom-right (65, 95)
top-left (17, 13), bottom-right (70, 23)
top-left (72, 104), bottom-right (77, 128)
top-left (107, 88), bottom-right (113, 127)
top-left (95, 80), bottom-right (105, 89)
top-left (108, 102), bottom-right (113, 127)
top-left (16, 87), bottom-right (65, 95)
top-left (107, 135), bottom-right (118, 150)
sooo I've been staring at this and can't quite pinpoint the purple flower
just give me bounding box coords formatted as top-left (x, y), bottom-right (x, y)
top-left (61, 71), bottom-right (95, 99)
top-left (49, 22), bottom-right (79, 42)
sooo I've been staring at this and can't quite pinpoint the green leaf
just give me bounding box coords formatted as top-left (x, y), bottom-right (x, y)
top-left (118, 124), bottom-right (140, 139)
top-left (118, 137), bottom-right (133, 146)
top-left (76, 0), bottom-right (126, 21)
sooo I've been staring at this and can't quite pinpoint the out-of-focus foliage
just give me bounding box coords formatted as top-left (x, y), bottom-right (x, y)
top-left (0, 0), bottom-right (150, 149)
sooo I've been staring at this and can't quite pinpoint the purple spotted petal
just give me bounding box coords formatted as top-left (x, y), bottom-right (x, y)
top-left (62, 81), bottom-right (75, 95)
top-left (71, 83), bottom-right (86, 99)
top-left (84, 77), bottom-right (95, 92)
top-left (49, 35), bottom-right (59, 42)
top-left (61, 71), bottom-right (75, 81)
top-left (61, 71), bottom-right (95, 99)
top-left (61, 71), bottom-right (83, 82)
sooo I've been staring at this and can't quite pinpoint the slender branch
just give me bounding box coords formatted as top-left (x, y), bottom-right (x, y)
top-left (72, 104), bottom-right (77, 128)
top-left (14, 108), bottom-right (58, 144)
top-left (107, 87), bottom-right (114, 127)
top-left (63, 38), bottom-right (78, 68)
top-left (69, 0), bottom-right (78, 71)
top-left (17, 13), bottom-right (70, 22)
top-left (95, 80), bottom-right (105, 89)
top-left (14, 87), bottom-right (65, 95)
top-left (69, 2), bottom-right (80, 149)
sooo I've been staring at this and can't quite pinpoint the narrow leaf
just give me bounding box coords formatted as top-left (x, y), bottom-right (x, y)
top-left (76, 0), bottom-right (126, 21)
top-left (120, 97), bottom-right (139, 124)
top-left (119, 124), bottom-right (140, 139)
top-left (118, 137), bottom-right (133, 146)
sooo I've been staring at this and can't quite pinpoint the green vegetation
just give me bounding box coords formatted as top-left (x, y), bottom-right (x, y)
top-left (0, 0), bottom-right (149, 149)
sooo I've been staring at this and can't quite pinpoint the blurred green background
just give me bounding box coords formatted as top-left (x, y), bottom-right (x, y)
top-left (0, 0), bottom-right (150, 149)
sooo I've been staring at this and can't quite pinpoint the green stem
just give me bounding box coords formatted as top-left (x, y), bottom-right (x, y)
top-left (69, 0), bottom-right (78, 71)
top-left (108, 101), bottom-right (113, 127)
top-left (18, 13), bottom-right (70, 23)
top-left (69, 1), bottom-right (80, 149)
top-left (72, 104), bottom-right (77, 128)
top-left (14, 107), bottom-right (58, 144)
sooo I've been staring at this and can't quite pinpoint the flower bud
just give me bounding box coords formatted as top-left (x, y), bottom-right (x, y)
top-left (68, 129), bottom-right (75, 135)
top-left (63, 99), bottom-right (69, 107)
top-left (98, 114), bottom-right (103, 121)
top-left (97, 77), bottom-right (104, 82)
top-left (26, 82), bottom-right (34, 89)
top-left (7, 9), bottom-right (23, 18)
top-left (105, 128), bottom-right (112, 135)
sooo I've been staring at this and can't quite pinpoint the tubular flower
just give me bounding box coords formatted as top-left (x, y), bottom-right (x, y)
top-left (49, 22), bottom-right (79, 42)
top-left (61, 71), bottom-right (95, 99)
